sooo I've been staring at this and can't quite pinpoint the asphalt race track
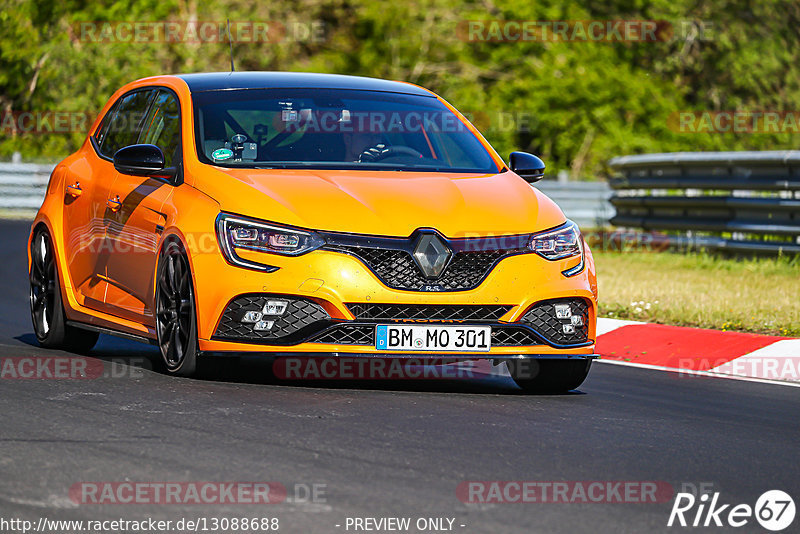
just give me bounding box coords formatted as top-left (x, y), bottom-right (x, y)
top-left (1, 219), bottom-right (798, 533)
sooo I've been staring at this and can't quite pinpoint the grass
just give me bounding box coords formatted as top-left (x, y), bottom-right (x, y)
top-left (594, 251), bottom-right (800, 337)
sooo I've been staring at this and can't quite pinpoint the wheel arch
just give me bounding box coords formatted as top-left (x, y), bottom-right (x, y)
top-left (28, 216), bottom-right (74, 317)
top-left (152, 230), bottom-right (197, 307)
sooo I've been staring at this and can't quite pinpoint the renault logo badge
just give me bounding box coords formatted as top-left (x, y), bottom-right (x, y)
top-left (412, 234), bottom-right (452, 279)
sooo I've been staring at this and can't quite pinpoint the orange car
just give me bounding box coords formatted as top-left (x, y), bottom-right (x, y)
top-left (28, 72), bottom-right (598, 392)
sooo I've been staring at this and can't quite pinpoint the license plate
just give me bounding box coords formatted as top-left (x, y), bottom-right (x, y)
top-left (375, 325), bottom-right (491, 352)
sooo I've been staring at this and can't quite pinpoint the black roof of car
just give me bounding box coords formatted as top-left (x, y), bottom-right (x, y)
top-left (176, 72), bottom-right (434, 96)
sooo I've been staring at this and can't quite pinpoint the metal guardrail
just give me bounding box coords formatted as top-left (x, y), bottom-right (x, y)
top-left (535, 180), bottom-right (613, 229)
top-left (0, 162), bottom-right (55, 217)
top-left (608, 151), bottom-right (800, 254)
top-left (0, 162), bottom-right (615, 227)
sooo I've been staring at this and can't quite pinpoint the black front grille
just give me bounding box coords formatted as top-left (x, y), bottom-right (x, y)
top-left (519, 298), bottom-right (590, 345)
top-left (491, 326), bottom-right (540, 346)
top-left (311, 324), bottom-right (375, 345)
top-left (213, 295), bottom-right (589, 348)
top-left (329, 246), bottom-right (515, 291)
top-left (347, 303), bottom-right (512, 322)
top-left (214, 294), bottom-right (330, 343)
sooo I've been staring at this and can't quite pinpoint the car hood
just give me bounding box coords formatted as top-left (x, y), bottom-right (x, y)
top-left (196, 167), bottom-right (566, 237)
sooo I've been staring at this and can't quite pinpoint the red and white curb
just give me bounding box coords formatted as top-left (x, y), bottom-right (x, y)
top-left (596, 318), bottom-right (800, 386)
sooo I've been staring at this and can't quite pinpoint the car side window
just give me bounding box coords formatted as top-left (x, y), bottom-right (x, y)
top-left (98, 89), bottom-right (155, 158)
top-left (93, 100), bottom-right (119, 148)
top-left (138, 90), bottom-right (181, 168)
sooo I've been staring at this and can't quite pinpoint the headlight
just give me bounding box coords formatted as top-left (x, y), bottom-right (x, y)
top-left (530, 220), bottom-right (584, 269)
top-left (216, 213), bottom-right (325, 271)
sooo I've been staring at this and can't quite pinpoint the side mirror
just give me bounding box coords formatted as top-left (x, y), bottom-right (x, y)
top-left (113, 144), bottom-right (176, 179)
top-left (509, 151), bottom-right (545, 183)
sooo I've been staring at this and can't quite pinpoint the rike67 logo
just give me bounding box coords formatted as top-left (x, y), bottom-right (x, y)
top-left (668, 490), bottom-right (795, 531)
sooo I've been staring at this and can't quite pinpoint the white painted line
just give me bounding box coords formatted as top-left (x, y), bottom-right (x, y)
top-left (595, 358), bottom-right (800, 388)
top-left (596, 317), bottom-right (645, 336)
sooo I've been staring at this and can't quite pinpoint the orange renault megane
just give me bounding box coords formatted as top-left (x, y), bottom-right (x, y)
top-left (29, 72), bottom-right (598, 392)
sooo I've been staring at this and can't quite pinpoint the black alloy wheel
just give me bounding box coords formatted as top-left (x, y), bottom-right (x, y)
top-left (155, 240), bottom-right (198, 376)
top-left (29, 226), bottom-right (98, 351)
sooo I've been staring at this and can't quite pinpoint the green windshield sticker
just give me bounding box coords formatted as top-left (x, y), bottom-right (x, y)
top-left (212, 148), bottom-right (234, 161)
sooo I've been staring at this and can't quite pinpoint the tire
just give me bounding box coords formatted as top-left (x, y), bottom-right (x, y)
top-left (154, 239), bottom-right (198, 376)
top-left (29, 226), bottom-right (99, 353)
top-left (507, 358), bottom-right (592, 394)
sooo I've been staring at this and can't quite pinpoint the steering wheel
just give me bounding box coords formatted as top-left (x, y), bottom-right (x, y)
top-left (359, 144), bottom-right (424, 163)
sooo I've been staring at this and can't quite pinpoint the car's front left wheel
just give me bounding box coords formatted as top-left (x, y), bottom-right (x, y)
top-left (155, 240), bottom-right (198, 376)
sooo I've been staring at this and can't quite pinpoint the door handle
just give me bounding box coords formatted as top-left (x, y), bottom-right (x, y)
top-left (65, 182), bottom-right (82, 198)
top-left (106, 195), bottom-right (122, 212)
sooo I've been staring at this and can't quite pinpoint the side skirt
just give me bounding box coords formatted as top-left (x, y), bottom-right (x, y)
top-left (66, 320), bottom-right (158, 346)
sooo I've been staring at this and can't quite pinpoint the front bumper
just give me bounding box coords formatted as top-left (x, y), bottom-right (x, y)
top-left (191, 244), bottom-right (597, 356)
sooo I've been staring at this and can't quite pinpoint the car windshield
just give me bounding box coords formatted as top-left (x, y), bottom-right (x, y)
top-left (192, 88), bottom-right (500, 173)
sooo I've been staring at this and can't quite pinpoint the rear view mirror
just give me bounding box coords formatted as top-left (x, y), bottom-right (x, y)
top-left (114, 144), bottom-right (176, 179)
top-left (510, 151), bottom-right (546, 183)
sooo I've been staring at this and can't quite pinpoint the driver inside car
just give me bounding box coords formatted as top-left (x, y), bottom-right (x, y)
top-left (342, 130), bottom-right (387, 163)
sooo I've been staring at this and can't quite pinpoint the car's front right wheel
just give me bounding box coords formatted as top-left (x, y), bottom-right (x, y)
top-left (154, 240), bottom-right (198, 376)
top-left (507, 358), bottom-right (592, 394)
